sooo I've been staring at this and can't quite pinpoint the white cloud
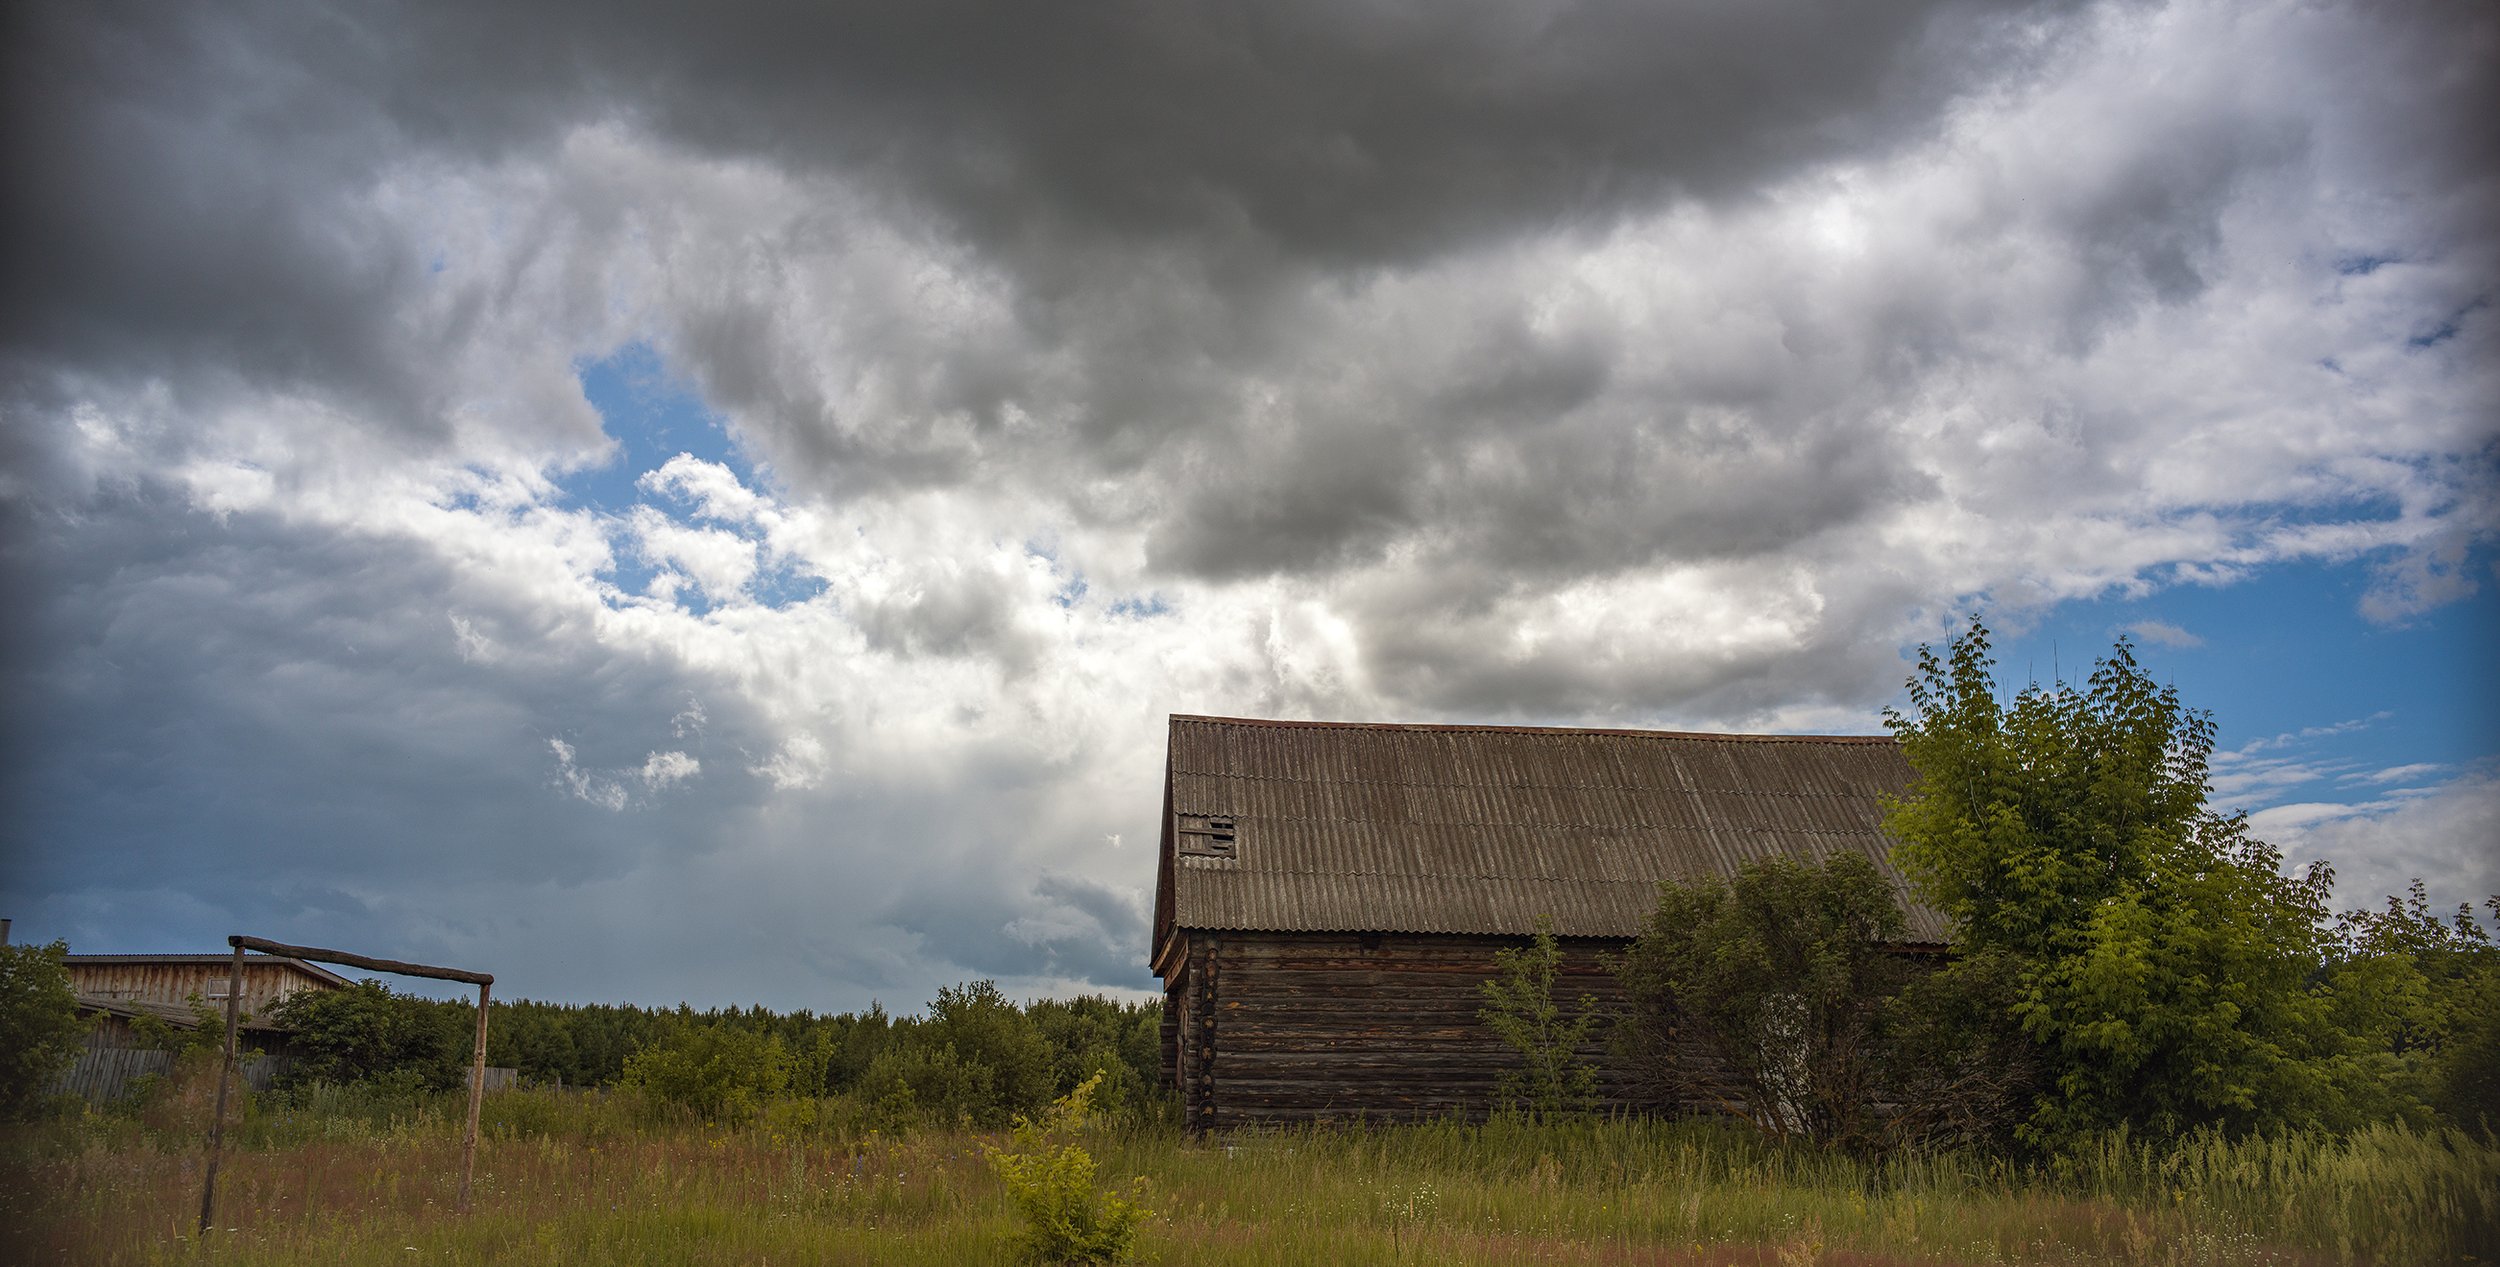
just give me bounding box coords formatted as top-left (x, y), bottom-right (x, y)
top-left (549, 739), bottom-right (629, 813)
top-left (639, 750), bottom-right (699, 790)
top-left (2255, 771), bottom-right (2500, 914)
top-left (2122, 620), bottom-right (2203, 649)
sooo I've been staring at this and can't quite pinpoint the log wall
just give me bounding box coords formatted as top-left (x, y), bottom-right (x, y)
top-left (1163, 929), bottom-right (1654, 1131)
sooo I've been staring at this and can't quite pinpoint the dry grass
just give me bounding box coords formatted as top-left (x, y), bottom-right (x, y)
top-left (2, 1087), bottom-right (2491, 1266)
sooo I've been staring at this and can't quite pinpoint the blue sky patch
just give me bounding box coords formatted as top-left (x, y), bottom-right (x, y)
top-left (1972, 552), bottom-right (2498, 813)
top-left (563, 341), bottom-right (752, 516)
top-left (561, 341), bottom-right (827, 613)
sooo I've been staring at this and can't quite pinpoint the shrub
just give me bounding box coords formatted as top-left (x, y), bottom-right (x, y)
top-left (618, 1020), bottom-right (793, 1123)
top-left (0, 939), bottom-right (88, 1119)
top-left (1478, 916), bottom-right (1600, 1120)
top-left (920, 981), bottom-right (1056, 1125)
top-left (1614, 855), bottom-right (1914, 1151)
top-left (271, 979), bottom-right (464, 1090)
top-left (984, 1073), bottom-right (1150, 1265)
top-left (859, 1039), bottom-right (997, 1131)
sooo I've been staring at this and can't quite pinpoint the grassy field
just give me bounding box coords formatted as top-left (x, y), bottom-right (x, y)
top-left (4, 1087), bottom-right (2494, 1266)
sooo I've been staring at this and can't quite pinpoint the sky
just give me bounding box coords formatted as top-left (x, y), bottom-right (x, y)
top-left (2, 0), bottom-right (2493, 1013)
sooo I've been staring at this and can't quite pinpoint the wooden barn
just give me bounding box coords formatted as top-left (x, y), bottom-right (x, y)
top-left (1150, 714), bottom-right (1946, 1131)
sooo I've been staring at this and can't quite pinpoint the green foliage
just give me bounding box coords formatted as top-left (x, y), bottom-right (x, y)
top-left (1614, 855), bottom-right (1919, 1151)
top-left (618, 1019), bottom-right (794, 1123)
top-left (232, 975), bottom-right (1165, 1137)
top-left (272, 980), bottom-right (467, 1091)
top-left (860, 1037), bottom-right (1000, 1130)
top-left (126, 992), bottom-right (229, 1060)
top-left (791, 1002), bottom-right (893, 1096)
top-left (983, 1073), bottom-right (1151, 1265)
top-left (1879, 621), bottom-right (2477, 1146)
top-left (0, 939), bottom-right (88, 1119)
top-left (851, 980), bottom-right (1061, 1129)
top-left (1025, 995), bottom-right (1163, 1121)
top-left (920, 980), bottom-right (1059, 1121)
top-left (1477, 917), bottom-right (1600, 1119)
top-left (2324, 885), bottom-right (2500, 1130)
top-left (835, 985), bottom-right (1163, 1132)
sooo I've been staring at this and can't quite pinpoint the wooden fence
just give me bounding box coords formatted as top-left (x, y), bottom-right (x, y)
top-left (54, 1047), bottom-right (517, 1103)
top-left (55, 1047), bottom-right (282, 1101)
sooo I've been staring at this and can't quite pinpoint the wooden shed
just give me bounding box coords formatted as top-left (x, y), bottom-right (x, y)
top-left (67, 952), bottom-right (349, 1024)
top-left (1149, 714), bottom-right (1943, 1131)
top-left (60, 952), bottom-right (348, 1103)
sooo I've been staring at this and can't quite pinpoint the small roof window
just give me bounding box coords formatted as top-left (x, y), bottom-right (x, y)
top-left (1174, 813), bottom-right (1236, 858)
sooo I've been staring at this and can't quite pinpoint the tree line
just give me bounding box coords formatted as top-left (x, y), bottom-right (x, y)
top-left (262, 980), bottom-right (1162, 1127)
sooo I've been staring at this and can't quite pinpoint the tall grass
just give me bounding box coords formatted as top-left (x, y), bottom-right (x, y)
top-left (3, 1088), bottom-right (2490, 1265)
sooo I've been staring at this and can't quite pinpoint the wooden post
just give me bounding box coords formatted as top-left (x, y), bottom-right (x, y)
top-left (204, 935), bottom-right (495, 1219)
top-left (198, 942), bottom-right (245, 1236)
top-left (458, 980), bottom-right (491, 1213)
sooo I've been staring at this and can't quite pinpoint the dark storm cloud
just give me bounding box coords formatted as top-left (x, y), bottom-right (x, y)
top-left (0, 487), bottom-right (757, 916)
top-left (383, 0), bottom-right (2069, 261)
top-left (2, 0), bottom-right (2066, 446)
top-left (883, 870), bottom-right (1153, 993)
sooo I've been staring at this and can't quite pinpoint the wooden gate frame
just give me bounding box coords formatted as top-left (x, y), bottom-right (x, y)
top-left (198, 935), bottom-right (495, 1235)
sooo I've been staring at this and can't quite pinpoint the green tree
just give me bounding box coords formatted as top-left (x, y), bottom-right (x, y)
top-left (0, 939), bottom-right (88, 1118)
top-left (1613, 855), bottom-right (1913, 1150)
top-left (618, 1019), bottom-right (793, 1123)
top-left (920, 980), bottom-right (1057, 1125)
top-left (271, 979), bottom-right (461, 1089)
top-left (1478, 916), bottom-right (1600, 1119)
top-left (2324, 885), bottom-right (2500, 1129)
top-left (1882, 622), bottom-right (2368, 1145)
top-left (1027, 995), bottom-right (1163, 1119)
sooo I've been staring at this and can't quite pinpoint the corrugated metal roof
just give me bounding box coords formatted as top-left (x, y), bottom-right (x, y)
top-left (1158, 715), bottom-right (1947, 945)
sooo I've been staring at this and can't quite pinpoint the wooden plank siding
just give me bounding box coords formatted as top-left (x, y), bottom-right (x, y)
top-left (66, 955), bottom-right (345, 1024)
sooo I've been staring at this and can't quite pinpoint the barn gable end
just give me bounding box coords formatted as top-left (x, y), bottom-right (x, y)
top-left (1149, 714), bottom-right (1938, 1130)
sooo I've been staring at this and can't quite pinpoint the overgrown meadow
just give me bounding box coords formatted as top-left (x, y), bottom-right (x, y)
top-left (6, 1056), bottom-right (2495, 1265)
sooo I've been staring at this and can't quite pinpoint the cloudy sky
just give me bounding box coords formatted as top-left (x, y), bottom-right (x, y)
top-left (3, 0), bottom-right (2493, 1012)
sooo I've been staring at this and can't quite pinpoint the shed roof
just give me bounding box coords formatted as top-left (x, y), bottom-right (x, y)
top-left (1153, 714), bottom-right (1947, 960)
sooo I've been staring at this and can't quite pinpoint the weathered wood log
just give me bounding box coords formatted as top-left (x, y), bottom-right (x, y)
top-left (228, 935), bottom-right (492, 986)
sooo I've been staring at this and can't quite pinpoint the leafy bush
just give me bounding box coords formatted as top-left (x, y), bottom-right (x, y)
top-left (618, 1020), bottom-right (793, 1123)
top-left (920, 981), bottom-right (1056, 1124)
top-left (0, 939), bottom-right (89, 1119)
top-left (860, 1038), bottom-right (998, 1130)
top-left (271, 979), bottom-right (466, 1090)
top-left (984, 1073), bottom-right (1151, 1265)
top-left (1027, 995), bottom-right (1163, 1121)
top-left (1614, 855), bottom-right (1922, 1151)
top-left (1477, 917), bottom-right (1599, 1119)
